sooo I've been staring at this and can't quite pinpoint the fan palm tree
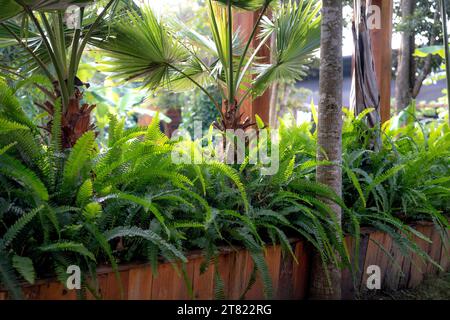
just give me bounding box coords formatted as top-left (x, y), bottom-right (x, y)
top-left (93, 0), bottom-right (321, 131)
top-left (0, 0), bottom-right (122, 148)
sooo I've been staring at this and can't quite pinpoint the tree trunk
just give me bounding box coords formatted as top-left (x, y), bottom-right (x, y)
top-left (269, 32), bottom-right (279, 129)
top-left (40, 86), bottom-right (96, 149)
top-left (395, 0), bottom-right (416, 112)
top-left (269, 82), bottom-right (279, 128)
top-left (350, 0), bottom-right (381, 128)
top-left (412, 7), bottom-right (440, 99)
top-left (309, 0), bottom-right (343, 300)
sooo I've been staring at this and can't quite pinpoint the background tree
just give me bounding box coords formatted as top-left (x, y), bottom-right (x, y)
top-left (394, 0), bottom-right (445, 111)
top-left (309, 0), bottom-right (343, 299)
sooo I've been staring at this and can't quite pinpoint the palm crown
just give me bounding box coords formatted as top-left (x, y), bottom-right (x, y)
top-left (94, 0), bottom-right (321, 130)
top-left (0, 0), bottom-right (122, 147)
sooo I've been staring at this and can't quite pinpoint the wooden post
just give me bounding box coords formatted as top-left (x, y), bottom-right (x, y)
top-left (370, 0), bottom-right (393, 123)
top-left (233, 11), bottom-right (271, 125)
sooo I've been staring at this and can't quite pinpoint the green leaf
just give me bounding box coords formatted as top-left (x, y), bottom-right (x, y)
top-left (115, 192), bottom-right (168, 235)
top-left (61, 131), bottom-right (95, 196)
top-left (0, 117), bottom-right (30, 134)
top-left (82, 202), bottom-right (102, 220)
top-left (253, 0), bottom-right (321, 96)
top-left (344, 166), bottom-right (366, 208)
top-left (12, 255), bottom-right (35, 284)
top-left (255, 114), bottom-right (265, 129)
top-left (92, 6), bottom-right (189, 90)
top-left (0, 250), bottom-right (22, 299)
top-left (104, 226), bottom-right (187, 262)
top-left (0, 141), bottom-right (17, 155)
top-left (0, 0), bottom-right (22, 22)
top-left (39, 241), bottom-right (96, 262)
top-left (414, 45), bottom-right (445, 59)
top-left (0, 154), bottom-right (49, 201)
top-left (0, 206), bottom-right (42, 248)
top-left (76, 179), bottom-right (93, 207)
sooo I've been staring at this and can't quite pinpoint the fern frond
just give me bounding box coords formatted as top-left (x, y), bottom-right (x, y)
top-left (115, 192), bottom-right (169, 235)
top-left (61, 131), bottom-right (96, 196)
top-left (76, 179), bottom-right (94, 207)
top-left (0, 117), bottom-right (30, 134)
top-left (104, 226), bottom-right (187, 262)
top-left (207, 161), bottom-right (249, 212)
top-left (0, 81), bottom-right (36, 130)
top-left (0, 206), bottom-right (42, 248)
top-left (0, 250), bottom-right (22, 299)
top-left (12, 255), bottom-right (35, 284)
top-left (0, 142), bottom-right (17, 156)
top-left (39, 241), bottom-right (96, 262)
top-left (0, 154), bottom-right (49, 201)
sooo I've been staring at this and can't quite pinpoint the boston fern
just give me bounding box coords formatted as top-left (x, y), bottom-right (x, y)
top-left (0, 79), bottom-right (349, 299)
top-left (341, 108), bottom-right (450, 273)
top-left (172, 120), bottom-right (355, 297)
top-left (0, 82), bottom-right (188, 299)
top-left (2, 76), bottom-right (447, 299)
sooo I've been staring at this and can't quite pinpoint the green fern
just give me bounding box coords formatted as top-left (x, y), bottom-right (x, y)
top-left (104, 226), bottom-right (187, 262)
top-left (0, 117), bottom-right (30, 134)
top-left (39, 241), bottom-right (96, 262)
top-left (76, 179), bottom-right (94, 208)
top-left (0, 155), bottom-right (49, 201)
top-left (12, 255), bottom-right (35, 284)
top-left (61, 131), bottom-right (96, 196)
top-left (0, 206), bottom-right (43, 248)
top-left (0, 250), bottom-right (22, 300)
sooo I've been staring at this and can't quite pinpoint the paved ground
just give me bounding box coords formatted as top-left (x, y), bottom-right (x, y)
top-left (361, 273), bottom-right (450, 300)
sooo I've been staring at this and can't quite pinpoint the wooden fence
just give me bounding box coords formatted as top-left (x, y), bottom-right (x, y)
top-left (0, 223), bottom-right (448, 300)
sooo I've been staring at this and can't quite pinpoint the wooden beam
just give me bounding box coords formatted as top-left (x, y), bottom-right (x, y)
top-left (370, 0), bottom-right (393, 123)
top-left (233, 10), bottom-right (271, 125)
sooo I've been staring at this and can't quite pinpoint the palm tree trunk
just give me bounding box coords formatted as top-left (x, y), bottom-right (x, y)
top-left (309, 0), bottom-right (343, 300)
top-left (42, 86), bottom-right (96, 149)
top-left (394, 0), bottom-right (416, 112)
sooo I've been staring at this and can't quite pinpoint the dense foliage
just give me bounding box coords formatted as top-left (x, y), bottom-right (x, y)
top-left (0, 82), bottom-right (348, 299)
top-left (1, 80), bottom-right (449, 299)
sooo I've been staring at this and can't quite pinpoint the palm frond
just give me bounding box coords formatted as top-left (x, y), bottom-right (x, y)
top-left (252, 0), bottom-right (321, 96)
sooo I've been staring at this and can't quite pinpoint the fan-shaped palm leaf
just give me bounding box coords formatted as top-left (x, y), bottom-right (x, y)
top-left (252, 0), bottom-right (321, 96)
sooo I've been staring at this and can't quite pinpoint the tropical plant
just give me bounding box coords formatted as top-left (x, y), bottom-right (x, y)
top-left (92, 0), bottom-right (321, 131)
top-left (0, 81), bottom-right (349, 299)
top-left (278, 105), bottom-right (449, 295)
top-left (179, 85), bottom-right (222, 137)
top-left (0, 0), bottom-right (123, 147)
top-left (340, 107), bottom-right (450, 288)
top-left (0, 81), bottom-right (187, 299)
top-left (1, 76), bottom-right (448, 299)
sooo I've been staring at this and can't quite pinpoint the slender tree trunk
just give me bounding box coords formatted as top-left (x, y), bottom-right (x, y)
top-left (395, 0), bottom-right (416, 112)
top-left (309, 0), bottom-right (343, 300)
top-left (269, 82), bottom-right (279, 128)
top-left (412, 7), bottom-right (440, 99)
top-left (269, 32), bottom-right (279, 129)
